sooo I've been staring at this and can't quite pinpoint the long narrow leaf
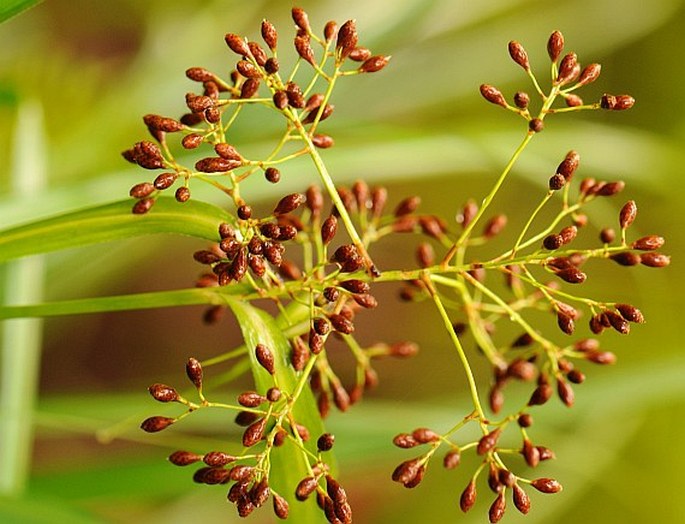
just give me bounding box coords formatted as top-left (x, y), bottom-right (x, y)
top-left (0, 0), bottom-right (43, 24)
top-left (0, 198), bottom-right (231, 263)
top-left (227, 298), bottom-right (325, 523)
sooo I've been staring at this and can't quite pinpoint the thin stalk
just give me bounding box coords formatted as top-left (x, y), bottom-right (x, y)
top-left (423, 274), bottom-right (485, 420)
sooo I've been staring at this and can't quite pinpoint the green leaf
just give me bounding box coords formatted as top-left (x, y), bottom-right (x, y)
top-left (0, 197), bottom-right (231, 263)
top-left (226, 298), bottom-right (326, 524)
top-left (0, 0), bottom-right (43, 24)
top-left (0, 286), bottom-right (248, 320)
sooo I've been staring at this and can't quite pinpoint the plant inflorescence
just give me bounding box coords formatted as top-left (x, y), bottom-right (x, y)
top-left (125, 9), bottom-right (669, 522)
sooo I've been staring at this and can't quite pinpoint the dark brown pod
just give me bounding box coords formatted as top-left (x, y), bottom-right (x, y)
top-left (605, 310), bottom-right (630, 334)
top-left (168, 450), bottom-right (202, 466)
top-left (480, 84), bottom-right (507, 107)
top-left (129, 182), bottom-right (155, 199)
top-left (273, 90), bottom-right (288, 110)
top-left (321, 215), bottom-right (338, 244)
top-left (294, 35), bottom-right (316, 65)
top-left (143, 114), bottom-right (184, 133)
top-left (443, 450), bottom-right (461, 469)
top-left (360, 55), bottom-right (390, 73)
top-left (631, 235), bottom-right (665, 251)
top-left (547, 30), bottom-right (564, 62)
top-left (295, 476), bottom-right (318, 501)
top-left (324, 20), bottom-right (338, 42)
top-left (148, 383), bottom-right (180, 403)
top-left (248, 41), bottom-right (267, 66)
top-left (512, 484), bottom-right (531, 514)
top-left (176, 186), bottom-right (189, 202)
top-left (489, 491), bottom-right (507, 523)
top-left (559, 225), bottom-right (577, 245)
top-left (517, 413), bottom-right (533, 428)
top-left (529, 118), bottom-right (544, 133)
top-left (394, 195), bottom-right (420, 217)
top-left (225, 33), bottom-right (250, 56)
top-left (329, 313), bottom-right (354, 334)
top-left (522, 438), bottom-right (540, 468)
top-left (186, 67), bottom-right (215, 82)
top-left (577, 63), bottom-right (601, 86)
top-left (508, 40), bottom-right (529, 70)
top-left (610, 251), bottom-right (641, 266)
top-left (600, 227), bottom-right (616, 244)
top-left (565, 93), bottom-right (584, 107)
top-left (460, 480), bottom-right (477, 513)
top-left (556, 377), bottom-right (575, 407)
top-left (618, 201), bottom-right (637, 230)
top-left (317, 433), bottom-right (335, 452)
top-left (255, 344), bottom-right (276, 374)
top-left (291, 7), bottom-right (311, 32)
top-left (549, 173), bottom-right (566, 190)
top-left (242, 417), bottom-right (267, 447)
top-left (186, 357), bottom-right (203, 389)
top-left (555, 267), bottom-right (586, 284)
top-left (336, 20), bottom-right (358, 60)
top-left (530, 478), bottom-right (563, 493)
top-left (615, 303), bottom-right (644, 323)
top-left (140, 416), bottom-right (175, 433)
top-left (340, 279), bottom-right (370, 294)
top-left (597, 181), bottom-right (625, 196)
top-left (349, 47), bottom-right (371, 61)
top-left (556, 52), bottom-right (578, 85)
top-left (557, 312), bottom-right (575, 335)
top-left (153, 172), bottom-right (178, 190)
top-left (238, 391), bottom-right (267, 408)
top-left (274, 193), bottom-right (305, 215)
top-left (195, 157), bottom-right (240, 173)
top-left (181, 133), bottom-right (203, 149)
top-left (261, 19), bottom-right (278, 51)
top-left (528, 383), bottom-right (553, 406)
top-left (265, 57), bottom-right (279, 75)
top-left (640, 252), bottom-right (670, 267)
top-left (240, 78), bottom-right (260, 99)
top-left (477, 428), bottom-right (502, 455)
top-left (543, 234), bottom-right (563, 250)
top-left (203, 451), bottom-right (236, 467)
top-left (272, 492), bottom-right (289, 519)
top-left (483, 214), bottom-right (507, 238)
top-left (513, 91), bottom-right (530, 109)
top-left (312, 134), bottom-right (334, 148)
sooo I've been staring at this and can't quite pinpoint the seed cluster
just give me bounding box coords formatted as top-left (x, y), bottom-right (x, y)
top-left (132, 14), bottom-right (669, 523)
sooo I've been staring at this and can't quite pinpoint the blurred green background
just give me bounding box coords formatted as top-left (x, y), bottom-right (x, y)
top-left (0, 0), bottom-right (683, 522)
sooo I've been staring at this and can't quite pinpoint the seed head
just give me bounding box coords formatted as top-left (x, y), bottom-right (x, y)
top-left (242, 417), bottom-right (267, 447)
top-left (186, 357), bottom-right (203, 389)
top-left (272, 492), bottom-right (289, 519)
top-left (512, 484), bottom-right (531, 514)
top-left (489, 491), bottom-right (507, 523)
top-left (295, 476), bottom-right (319, 501)
top-left (255, 344), bottom-right (276, 374)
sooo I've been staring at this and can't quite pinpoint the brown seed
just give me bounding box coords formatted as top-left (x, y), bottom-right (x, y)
top-left (240, 78), bottom-right (260, 99)
top-left (238, 391), bottom-right (267, 408)
top-left (336, 20), bottom-right (358, 60)
top-left (393, 433), bottom-right (419, 448)
top-left (640, 252), bottom-right (670, 268)
top-left (140, 416), bottom-right (175, 433)
top-left (250, 477), bottom-right (271, 508)
top-left (555, 267), bottom-right (586, 284)
top-left (529, 118), bottom-right (544, 133)
top-left (266, 387), bottom-right (281, 403)
top-left (567, 369), bottom-right (585, 384)
top-left (248, 41), bottom-right (267, 66)
top-left (480, 84), bottom-right (507, 107)
top-left (317, 433), bottom-right (335, 452)
top-left (348, 47), bottom-right (371, 62)
top-left (152, 172), bottom-right (177, 190)
top-left (360, 55), bottom-right (391, 73)
top-left (631, 235), bottom-right (664, 251)
top-left (312, 134), bottom-right (334, 148)
top-left (391, 458), bottom-right (422, 485)
top-left (143, 114), bottom-right (184, 133)
top-left (610, 251), bottom-right (641, 266)
top-left (547, 30), bottom-right (564, 62)
top-left (340, 279), bottom-right (370, 294)
top-left (203, 451), bottom-right (236, 467)
top-left (512, 484), bottom-right (531, 514)
top-left (615, 303), bottom-right (644, 323)
top-left (272, 492), bottom-right (289, 519)
top-left (411, 427), bottom-right (440, 444)
top-left (517, 413), bottom-right (533, 428)
top-left (274, 193), bottom-right (305, 215)
top-left (531, 478), bottom-right (563, 494)
top-left (294, 35), bottom-right (316, 65)
top-left (129, 182), bottom-right (155, 199)
top-left (272, 90), bottom-right (288, 110)
top-left (586, 350), bottom-right (617, 365)
top-left (557, 312), bottom-right (575, 335)
top-left (507, 359), bottom-right (536, 381)
top-left (556, 52), bottom-right (578, 85)
top-left (148, 383), bottom-right (180, 403)
top-left (168, 450), bottom-right (202, 466)
top-left (489, 491), bottom-right (507, 523)
top-left (416, 242), bottom-right (435, 268)
top-left (186, 357), bottom-right (203, 389)
top-left (225, 33), bottom-right (250, 56)
top-left (522, 438), bottom-right (540, 468)
top-left (242, 417), bottom-right (267, 447)
top-left (443, 449), bottom-right (461, 469)
top-left (255, 344), bottom-right (276, 374)
top-left (560, 225), bottom-right (577, 245)
top-left (460, 480), bottom-right (477, 513)
top-left (508, 40), bottom-right (529, 70)
top-left (186, 67), bottom-right (215, 82)
top-left (389, 341), bottom-right (419, 358)
top-left (477, 428), bottom-right (502, 455)
top-left (295, 476), bottom-right (318, 501)
top-left (511, 332), bottom-right (534, 348)
top-left (261, 19), bottom-right (278, 51)
top-left (329, 313), bottom-right (354, 334)
top-left (195, 157), bottom-right (240, 173)
top-left (285, 82), bottom-right (305, 108)
top-left (181, 133), bottom-right (203, 149)
top-left (321, 215), bottom-right (338, 244)
top-left (577, 63), bottom-right (602, 86)
top-left (394, 195), bottom-right (420, 217)
top-left (543, 234), bottom-right (564, 250)
top-left (618, 200), bottom-right (637, 229)
top-left (484, 214), bottom-right (507, 238)
top-left (291, 7), bottom-right (311, 32)
top-left (600, 227), bottom-right (616, 244)
top-left (565, 93), bottom-right (584, 107)
top-left (557, 377), bottom-right (575, 407)
top-left (528, 383), bottom-right (553, 406)
top-left (605, 310), bottom-right (630, 334)
top-left (549, 173), bottom-right (566, 190)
